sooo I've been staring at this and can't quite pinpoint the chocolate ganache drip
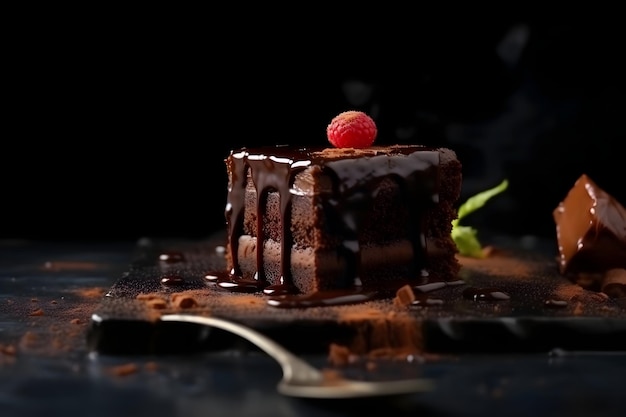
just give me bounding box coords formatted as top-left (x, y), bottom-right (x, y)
top-left (225, 145), bottom-right (440, 293)
top-left (225, 147), bottom-right (311, 294)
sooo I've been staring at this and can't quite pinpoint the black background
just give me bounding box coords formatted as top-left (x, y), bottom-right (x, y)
top-left (3, 8), bottom-right (625, 242)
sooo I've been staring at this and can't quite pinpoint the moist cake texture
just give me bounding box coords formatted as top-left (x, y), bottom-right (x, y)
top-left (224, 145), bottom-right (462, 296)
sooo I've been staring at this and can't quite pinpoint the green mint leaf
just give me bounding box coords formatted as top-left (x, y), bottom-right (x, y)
top-left (451, 225), bottom-right (485, 258)
top-left (456, 179), bottom-right (509, 222)
top-left (452, 179), bottom-right (509, 257)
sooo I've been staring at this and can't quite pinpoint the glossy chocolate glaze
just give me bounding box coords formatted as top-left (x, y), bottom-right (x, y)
top-left (160, 275), bottom-right (185, 286)
top-left (224, 145), bottom-right (441, 306)
top-left (462, 286), bottom-right (510, 301)
top-left (553, 174), bottom-right (626, 275)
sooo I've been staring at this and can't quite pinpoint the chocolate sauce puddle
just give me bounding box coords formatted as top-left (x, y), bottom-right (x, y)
top-left (204, 272), bottom-right (269, 293)
top-left (411, 294), bottom-right (444, 307)
top-left (217, 278), bottom-right (269, 293)
top-left (414, 279), bottom-right (465, 293)
top-left (160, 275), bottom-right (185, 286)
top-left (462, 286), bottom-right (511, 301)
top-left (267, 288), bottom-right (379, 308)
top-left (204, 270), bottom-right (466, 307)
top-left (205, 270), bottom-right (383, 305)
top-left (263, 284), bottom-right (299, 296)
top-left (158, 251), bottom-right (186, 264)
top-left (544, 299), bottom-right (568, 308)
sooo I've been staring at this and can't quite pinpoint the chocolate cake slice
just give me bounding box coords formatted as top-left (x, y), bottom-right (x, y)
top-left (223, 145), bottom-right (462, 298)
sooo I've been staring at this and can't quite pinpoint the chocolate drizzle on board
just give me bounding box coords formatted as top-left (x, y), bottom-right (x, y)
top-left (223, 145), bottom-right (441, 306)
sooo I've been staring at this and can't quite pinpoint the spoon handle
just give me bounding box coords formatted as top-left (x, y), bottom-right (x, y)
top-left (160, 314), bottom-right (323, 381)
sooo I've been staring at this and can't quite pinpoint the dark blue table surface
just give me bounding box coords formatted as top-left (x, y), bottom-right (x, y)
top-left (1, 239), bottom-right (625, 417)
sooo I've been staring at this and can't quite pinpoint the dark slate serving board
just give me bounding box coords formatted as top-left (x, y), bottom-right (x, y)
top-left (87, 232), bottom-right (626, 355)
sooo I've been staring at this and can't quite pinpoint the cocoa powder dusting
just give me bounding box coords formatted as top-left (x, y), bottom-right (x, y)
top-left (321, 368), bottom-right (344, 382)
top-left (71, 287), bottom-right (107, 298)
top-left (457, 249), bottom-right (539, 278)
top-left (0, 344), bottom-right (17, 356)
top-left (0, 344), bottom-right (17, 366)
top-left (42, 261), bottom-right (104, 272)
top-left (327, 343), bottom-right (356, 366)
top-left (108, 363), bottom-right (140, 377)
top-left (144, 361), bottom-right (159, 372)
top-left (336, 308), bottom-right (423, 359)
top-left (136, 293), bottom-right (164, 301)
top-left (1, 286), bottom-right (111, 358)
top-left (136, 290), bottom-right (266, 313)
top-left (19, 331), bottom-right (40, 350)
top-left (554, 283), bottom-right (586, 301)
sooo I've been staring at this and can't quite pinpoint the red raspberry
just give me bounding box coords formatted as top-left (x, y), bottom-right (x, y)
top-left (326, 110), bottom-right (377, 148)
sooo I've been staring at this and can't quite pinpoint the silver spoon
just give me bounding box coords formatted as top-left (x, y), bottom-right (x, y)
top-left (160, 313), bottom-right (435, 399)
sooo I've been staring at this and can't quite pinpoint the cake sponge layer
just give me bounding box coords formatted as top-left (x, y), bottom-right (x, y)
top-left (236, 235), bottom-right (460, 294)
top-left (225, 145), bottom-right (462, 294)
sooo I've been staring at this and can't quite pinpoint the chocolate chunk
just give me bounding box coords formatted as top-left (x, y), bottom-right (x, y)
top-left (553, 174), bottom-right (626, 275)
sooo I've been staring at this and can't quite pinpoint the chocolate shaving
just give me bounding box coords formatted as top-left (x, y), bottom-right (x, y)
top-left (171, 294), bottom-right (199, 309)
top-left (393, 284), bottom-right (416, 307)
top-left (601, 268), bottom-right (626, 298)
